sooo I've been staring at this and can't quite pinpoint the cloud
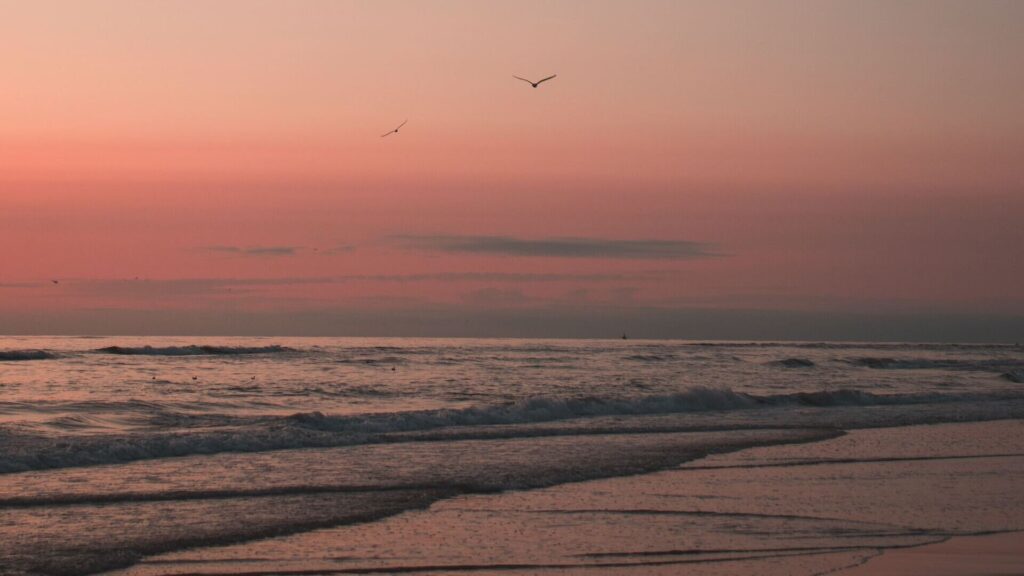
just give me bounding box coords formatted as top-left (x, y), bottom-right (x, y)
top-left (460, 287), bottom-right (532, 306)
top-left (28, 271), bottom-right (672, 300)
top-left (609, 286), bottom-right (640, 304)
top-left (23, 277), bottom-right (337, 301)
top-left (390, 235), bottom-right (718, 259)
top-left (346, 271), bottom-right (677, 283)
top-left (322, 244), bottom-right (357, 255)
top-left (198, 245), bottom-right (301, 257)
top-left (5, 306), bottom-right (1020, 343)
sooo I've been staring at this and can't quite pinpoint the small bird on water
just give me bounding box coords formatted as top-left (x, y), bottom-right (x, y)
top-left (514, 74), bottom-right (557, 88)
top-left (381, 120), bottom-right (408, 137)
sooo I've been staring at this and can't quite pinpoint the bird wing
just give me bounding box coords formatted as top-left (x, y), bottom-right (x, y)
top-left (382, 120), bottom-right (407, 136)
top-left (537, 74), bottom-right (557, 84)
top-left (513, 75), bottom-right (534, 84)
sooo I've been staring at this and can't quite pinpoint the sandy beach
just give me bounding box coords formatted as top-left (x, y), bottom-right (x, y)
top-left (841, 531), bottom-right (1024, 575)
top-left (107, 419), bottom-right (1024, 576)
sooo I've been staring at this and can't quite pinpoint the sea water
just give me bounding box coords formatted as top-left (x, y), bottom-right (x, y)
top-left (1, 337), bottom-right (1023, 574)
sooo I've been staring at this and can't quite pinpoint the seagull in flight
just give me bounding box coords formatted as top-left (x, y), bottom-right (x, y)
top-left (514, 74), bottom-right (557, 88)
top-left (381, 120), bottom-right (408, 138)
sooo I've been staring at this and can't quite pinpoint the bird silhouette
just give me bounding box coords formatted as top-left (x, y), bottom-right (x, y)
top-left (514, 74), bottom-right (557, 88)
top-left (51, 280), bottom-right (59, 285)
top-left (381, 120), bottom-right (408, 137)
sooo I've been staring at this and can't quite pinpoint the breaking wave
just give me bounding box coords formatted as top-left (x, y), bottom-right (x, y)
top-left (624, 354), bottom-right (676, 362)
top-left (1002, 371), bottom-right (1024, 384)
top-left (849, 357), bottom-right (1024, 372)
top-left (283, 387), bottom-right (997, 433)
top-left (772, 358), bottom-right (816, 368)
top-left (683, 342), bottom-right (1020, 350)
top-left (94, 345), bottom-right (295, 356)
top-left (5, 387), bottom-right (1023, 474)
top-left (0, 349), bottom-right (57, 361)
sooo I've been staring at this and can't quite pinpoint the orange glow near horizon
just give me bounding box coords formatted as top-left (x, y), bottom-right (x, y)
top-left (2, 0), bottom-right (1023, 334)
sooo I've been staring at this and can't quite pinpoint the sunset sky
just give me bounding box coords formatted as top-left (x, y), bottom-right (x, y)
top-left (2, 0), bottom-right (1022, 339)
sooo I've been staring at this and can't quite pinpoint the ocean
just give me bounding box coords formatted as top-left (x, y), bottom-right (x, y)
top-left (2, 336), bottom-right (1023, 575)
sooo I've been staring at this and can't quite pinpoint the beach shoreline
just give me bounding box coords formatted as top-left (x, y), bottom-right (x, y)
top-left (105, 419), bottom-right (1024, 576)
top-left (839, 530), bottom-right (1024, 575)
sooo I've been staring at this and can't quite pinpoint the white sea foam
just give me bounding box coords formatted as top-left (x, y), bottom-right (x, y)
top-left (3, 387), bottom-right (1023, 474)
top-left (282, 388), bottom-right (1024, 433)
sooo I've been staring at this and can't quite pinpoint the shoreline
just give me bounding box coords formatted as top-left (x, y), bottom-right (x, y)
top-left (839, 531), bottom-right (1024, 575)
top-left (107, 419), bottom-right (1024, 576)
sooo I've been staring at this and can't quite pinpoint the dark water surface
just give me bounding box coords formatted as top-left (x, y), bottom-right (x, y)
top-left (2, 337), bottom-right (1023, 575)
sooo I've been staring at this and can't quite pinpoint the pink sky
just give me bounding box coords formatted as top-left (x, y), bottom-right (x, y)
top-left (2, 1), bottom-right (1022, 338)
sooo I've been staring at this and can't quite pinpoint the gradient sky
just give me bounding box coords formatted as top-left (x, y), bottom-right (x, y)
top-left (2, 0), bottom-right (1023, 339)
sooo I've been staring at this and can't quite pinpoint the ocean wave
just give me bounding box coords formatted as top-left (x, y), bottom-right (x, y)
top-left (1002, 371), bottom-right (1024, 384)
top-left (284, 388), bottom-right (758, 433)
top-left (684, 342), bottom-right (1021, 351)
top-left (848, 357), bottom-right (1024, 371)
top-left (335, 355), bottom-right (407, 365)
top-left (624, 354), bottom-right (676, 362)
top-left (772, 358), bottom-right (816, 368)
top-left (3, 387), bottom-right (1023, 474)
top-left (94, 345), bottom-right (295, 356)
top-left (0, 398), bottom-right (251, 432)
top-left (0, 349), bottom-right (57, 361)
top-left (282, 387), bottom-right (985, 434)
top-left (1, 428), bottom-right (848, 576)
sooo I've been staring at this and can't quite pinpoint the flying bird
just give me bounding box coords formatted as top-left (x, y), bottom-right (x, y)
top-left (514, 74), bottom-right (557, 88)
top-left (381, 120), bottom-right (408, 138)
top-left (51, 280), bottom-right (59, 285)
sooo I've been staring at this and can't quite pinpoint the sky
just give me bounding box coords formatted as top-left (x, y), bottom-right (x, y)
top-left (1, 0), bottom-right (1022, 340)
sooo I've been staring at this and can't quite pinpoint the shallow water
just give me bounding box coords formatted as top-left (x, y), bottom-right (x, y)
top-left (1, 337), bottom-right (1023, 575)
top-left (107, 421), bottom-right (1024, 576)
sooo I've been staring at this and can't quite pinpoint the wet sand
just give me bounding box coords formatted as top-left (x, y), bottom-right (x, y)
top-left (108, 419), bottom-right (1024, 576)
top-left (840, 531), bottom-right (1024, 575)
